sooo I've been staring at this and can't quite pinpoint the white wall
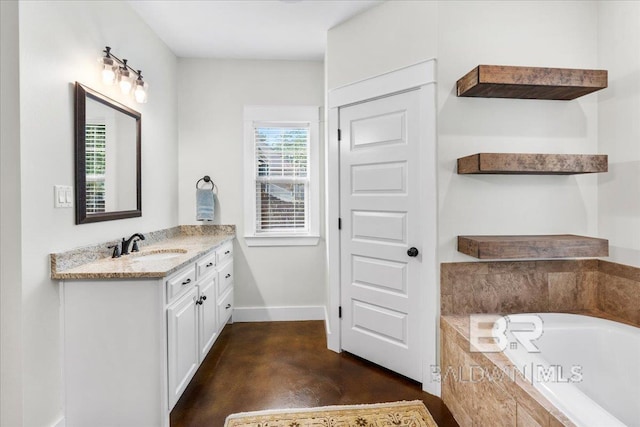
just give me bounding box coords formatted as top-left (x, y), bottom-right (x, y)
top-left (1, 1), bottom-right (23, 425)
top-left (326, 0), bottom-right (437, 90)
top-left (597, 1), bottom-right (640, 268)
top-left (437, 0), bottom-right (599, 262)
top-left (327, 0), bottom-right (601, 265)
top-left (178, 59), bottom-right (326, 310)
top-left (17, 1), bottom-right (178, 425)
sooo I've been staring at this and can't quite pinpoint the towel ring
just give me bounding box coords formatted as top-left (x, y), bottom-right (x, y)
top-left (196, 175), bottom-right (217, 192)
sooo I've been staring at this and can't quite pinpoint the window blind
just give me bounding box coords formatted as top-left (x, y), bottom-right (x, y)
top-left (254, 125), bottom-right (309, 232)
top-left (85, 123), bottom-right (106, 213)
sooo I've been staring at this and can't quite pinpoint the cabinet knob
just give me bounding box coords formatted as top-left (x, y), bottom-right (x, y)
top-left (205, 262), bottom-right (214, 268)
top-left (224, 250), bottom-right (230, 255)
top-left (181, 278), bottom-right (191, 286)
top-left (225, 304), bottom-right (231, 309)
top-left (225, 273), bottom-right (231, 279)
top-left (201, 295), bottom-right (207, 301)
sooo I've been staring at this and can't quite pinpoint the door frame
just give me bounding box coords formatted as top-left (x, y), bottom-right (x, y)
top-left (325, 59), bottom-right (439, 395)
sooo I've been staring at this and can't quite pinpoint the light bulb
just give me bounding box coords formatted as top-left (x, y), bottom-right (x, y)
top-left (102, 67), bottom-right (116, 85)
top-left (118, 68), bottom-right (133, 94)
top-left (98, 55), bottom-right (116, 85)
top-left (119, 78), bottom-right (132, 94)
top-left (134, 81), bottom-right (148, 103)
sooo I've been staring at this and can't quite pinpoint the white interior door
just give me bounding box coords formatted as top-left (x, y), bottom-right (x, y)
top-left (339, 89), bottom-right (422, 381)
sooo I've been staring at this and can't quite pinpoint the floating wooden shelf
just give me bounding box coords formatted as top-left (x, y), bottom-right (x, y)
top-left (457, 65), bottom-right (607, 100)
top-left (457, 153), bottom-right (608, 175)
top-left (458, 235), bottom-right (609, 259)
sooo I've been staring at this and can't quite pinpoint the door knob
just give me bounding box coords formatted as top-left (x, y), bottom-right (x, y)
top-left (407, 247), bottom-right (419, 257)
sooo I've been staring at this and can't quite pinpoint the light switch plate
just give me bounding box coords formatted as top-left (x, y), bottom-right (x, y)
top-left (54, 185), bottom-right (73, 208)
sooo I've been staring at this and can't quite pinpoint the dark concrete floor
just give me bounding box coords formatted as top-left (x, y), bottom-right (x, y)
top-left (171, 321), bottom-right (458, 426)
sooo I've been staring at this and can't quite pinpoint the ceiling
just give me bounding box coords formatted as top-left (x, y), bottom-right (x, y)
top-left (128, 0), bottom-right (382, 61)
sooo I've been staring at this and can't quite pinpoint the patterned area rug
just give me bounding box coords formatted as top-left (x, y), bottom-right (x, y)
top-left (224, 400), bottom-right (438, 427)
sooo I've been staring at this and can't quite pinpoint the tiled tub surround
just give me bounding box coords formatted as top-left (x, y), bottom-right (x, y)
top-left (441, 259), bottom-right (640, 327)
top-left (51, 224), bottom-right (235, 279)
top-left (440, 259), bottom-right (640, 427)
top-left (441, 316), bottom-right (578, 427)
top-left (597, 260), bottom-right (640, 326)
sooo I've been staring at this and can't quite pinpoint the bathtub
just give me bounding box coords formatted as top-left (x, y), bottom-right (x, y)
top-left (497, 313), bottom-right (639, 427)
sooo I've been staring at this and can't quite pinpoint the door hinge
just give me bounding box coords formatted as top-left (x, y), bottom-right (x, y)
top-left (338, 217), bottom-right (342, 230)
top-left (339, 306), bottom-right (342, 318)
top-left (337, 128), bottom-right (341, 141)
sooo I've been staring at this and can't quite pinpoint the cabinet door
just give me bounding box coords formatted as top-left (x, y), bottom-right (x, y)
top-left (198, 274), bottom-right (218, 360)
top-left (167, 286), bottom-right (199, 410)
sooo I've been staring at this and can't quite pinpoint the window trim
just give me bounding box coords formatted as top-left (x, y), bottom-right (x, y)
top-left (243, 105), bottom-right (320, 247)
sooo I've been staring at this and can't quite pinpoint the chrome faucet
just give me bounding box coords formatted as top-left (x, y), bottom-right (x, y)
top-left (121, 233), bottom-right (145, 255)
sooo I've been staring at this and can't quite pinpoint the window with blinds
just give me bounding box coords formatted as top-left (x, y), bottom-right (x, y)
top-left (85, 123), bottom-right (106, 213)
top-left (244, 105), bottom-right (319, 246)
top-left (254, 125), bottom-right (309, 233)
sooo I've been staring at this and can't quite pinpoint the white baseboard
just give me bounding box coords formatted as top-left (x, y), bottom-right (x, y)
top-left (52, 417), bottom-right (65, 427)
top-left (233, 306), bottom-right (325, 322)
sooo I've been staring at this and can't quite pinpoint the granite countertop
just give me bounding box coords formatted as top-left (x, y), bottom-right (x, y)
top-left (51, 225), bottom-right (235, 280)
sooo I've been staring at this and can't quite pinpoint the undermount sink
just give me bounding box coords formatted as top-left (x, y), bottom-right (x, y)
top-left (131, 249), bottom-right (187, 262)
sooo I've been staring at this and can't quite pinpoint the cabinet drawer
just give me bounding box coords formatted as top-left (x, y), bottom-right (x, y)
top-left (196, 251), bottom-right (216, 279)
top-left (218, 261), bottom-right (233, 297)
top-left (216, 242), bottom-right (233, 266)
top-left (166, 265), bottom-right (196, 303)
top-left (217, 288), bottom-right (233, 327)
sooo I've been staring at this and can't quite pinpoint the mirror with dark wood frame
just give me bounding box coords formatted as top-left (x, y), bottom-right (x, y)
top-left (75, 82), bottom-right (141, 224)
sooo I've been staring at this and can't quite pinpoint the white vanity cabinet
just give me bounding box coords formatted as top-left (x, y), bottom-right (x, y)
top-left (61, 240), bottom-right (234, 427)
top-left (166, 243), bottom-right (233, 409)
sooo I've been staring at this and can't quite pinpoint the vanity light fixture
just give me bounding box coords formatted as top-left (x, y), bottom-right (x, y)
top-left (98, 46), bottom-right (148, 104)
